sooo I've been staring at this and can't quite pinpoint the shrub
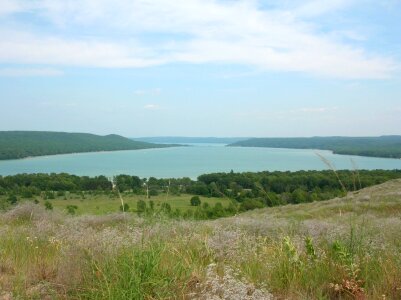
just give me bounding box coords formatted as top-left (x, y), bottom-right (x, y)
top-left (239, 198), bottom-right (265, 211)
top-left (7, 194), bottom-right (18, 205)
top-left (190, 196), bottom-right (201, 206)
top-left (66, 205), bottom-right (78, 215)
top-left (44, 200), bottom-right (53, 210)
top-left (213, 202), bottom-right (225, 217)
top-left (202, 202), bottom-right (210, 210)
top-left (137, 200), bottom-right (146, 213)
top-left (46, 191), bottom-right (55, 200)
top-left (149, 189), bottom-right (158, 196)
top-left (149, 200), bottom-right (155, 211)
top-left (225, 202), bottom-right (238, 214)
top-left (161, 202), bottom-right (171, 214)
top-left (120, 203), bottom-right (130, 212)
top-left (21, 188), bottom-right (33, 198)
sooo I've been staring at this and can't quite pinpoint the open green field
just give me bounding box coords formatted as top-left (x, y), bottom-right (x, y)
top-left (1, 179), bottom-right (401, 299)
top-left (53, 193), bottom-right (230, 215)
top-left (0, 193), bottom-right (230, 215)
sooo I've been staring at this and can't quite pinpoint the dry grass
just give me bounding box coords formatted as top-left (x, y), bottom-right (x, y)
top-left (0, 179), bottom-right (401, 299)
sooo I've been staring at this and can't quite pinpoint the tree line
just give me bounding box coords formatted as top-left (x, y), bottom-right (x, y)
top-left (0, 131), bottom-right (172, 160)
top-left (1, 170), bottom-right (401, 212)
top-left (229, 136), bottom-right (401, 159)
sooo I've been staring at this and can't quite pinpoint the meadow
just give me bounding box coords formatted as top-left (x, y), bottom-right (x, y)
top-left (0, 179), bottom-right (400, 299)
top-left (17, 192), bottom-right (230, 216)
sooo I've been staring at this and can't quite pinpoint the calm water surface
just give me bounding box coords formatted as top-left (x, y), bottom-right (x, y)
top-left (0, 144), bottom-right (400, 178)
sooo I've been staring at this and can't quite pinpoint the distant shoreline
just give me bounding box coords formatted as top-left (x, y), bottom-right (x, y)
top-left (0, 131), bottom-right (182, 161)
top-left (228, 136), bottom-right (401, 160)
top-left (2, 145), bottom-right (186, 162)
top-left (1, 145), bottom-right (400, 163)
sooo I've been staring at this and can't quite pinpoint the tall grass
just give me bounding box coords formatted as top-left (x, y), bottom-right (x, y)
top-left (0, 179), bottom-right (401, 299)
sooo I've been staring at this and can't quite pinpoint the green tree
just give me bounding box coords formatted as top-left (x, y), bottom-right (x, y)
top-left (190, 196), bottom-right (201, 206)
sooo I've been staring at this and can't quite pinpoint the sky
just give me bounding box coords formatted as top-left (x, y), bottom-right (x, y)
top-left (0, 0), bottom-right (400, 137)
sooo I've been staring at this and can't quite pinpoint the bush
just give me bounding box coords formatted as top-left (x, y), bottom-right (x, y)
top-left (213, 202), bottom-right (225, 217)
top-left (137, 200), bottom-right (146, 213)
top-left (149, 189), bottom-right (158, 196)
top-left (239, 198), bottom-right (265, 211)
top-left (120, 203), bottom-right (130, 212)
top-left (46, 191), bottom-right (55, 200)
top-left (161, 202), bottom-right (171, 214)
top-left (44, 200), bottom-right (53, 210)
top-left (66, 205), bottom-right (78, 215)
top-left (7, 194), bottom-right (18, 205)
top-left (190, 196), bottom-right (201, 206)
top-left (21, 188), bottom-right (33, 198)
top-left (225, 202), bottom-right (238, 214)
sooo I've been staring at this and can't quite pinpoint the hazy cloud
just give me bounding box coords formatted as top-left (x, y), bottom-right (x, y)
top-left (0, 67), bottom-right (63, 77)
top-left (0, 0), bottom-right (398, 78)
top-left (144, 104), bottom-right (161, 110)
top-left (134, 88), bottom-right (161, 96)
top-left (297, 107), bottom-right (338, 113)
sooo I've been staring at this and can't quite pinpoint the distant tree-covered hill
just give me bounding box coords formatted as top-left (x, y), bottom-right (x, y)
top-left (228, 136), bottom-right (401, 159)
top-left (0, 131), bottom-right (175, 160)
top-left (133, 136), bottom-right (249, 144)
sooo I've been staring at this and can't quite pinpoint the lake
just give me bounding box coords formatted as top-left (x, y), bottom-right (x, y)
top-left (0, 144), bottom-right (400, 178)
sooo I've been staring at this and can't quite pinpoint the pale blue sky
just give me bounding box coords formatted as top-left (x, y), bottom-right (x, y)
top-left (0, 0), bottom-right (400, 137)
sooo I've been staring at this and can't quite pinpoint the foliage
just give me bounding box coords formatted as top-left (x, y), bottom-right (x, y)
top-left (239, 198), bottom-right (265, 211)
top-left (229, 136), bottom-right (401, 158)
top-left (137, 200), bottom-right (146, 213)
top-left (1, 169), bottom-right (401, 218)
top-left (66, 205), bottom-right (78, 215)
top-left (0, 131), bottom-right (173, 160)
top-left (190, 196), bottom-right (201, 206)
top-left (119, 203), bottom-right (130, 212)
top-left (7, 194), bottom-right (18, 205)
top-left (44, 200), bottom-right (53, 210)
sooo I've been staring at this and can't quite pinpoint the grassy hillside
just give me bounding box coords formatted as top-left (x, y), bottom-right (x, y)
top-left (0, 131), bottom-right (175, 160)
top-left (229, 136), bottom-right (401, 158)
top-left (0, 179), bottom-right (400, 299)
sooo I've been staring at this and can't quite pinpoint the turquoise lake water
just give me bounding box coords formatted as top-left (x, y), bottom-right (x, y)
top-left (0, 144), bottom-right (400, 179)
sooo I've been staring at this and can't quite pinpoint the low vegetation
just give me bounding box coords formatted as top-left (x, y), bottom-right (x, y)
top-left (0, 178), bottom-right (400, 299)
top-left (2, 170), bottom-right (401, 215)
top-left (229, 136), bottom-right (401, 158)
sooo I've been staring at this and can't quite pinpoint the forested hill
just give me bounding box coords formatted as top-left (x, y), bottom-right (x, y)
top-left (228, 136), bottom-right (401, 159)
top-left (133, 136), bottom-right (249, 144)
top-left (0, 131), bottom-right (175, 160)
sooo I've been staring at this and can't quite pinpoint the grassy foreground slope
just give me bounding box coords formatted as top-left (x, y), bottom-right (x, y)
top-left (229, 136), bottom-right (401, 158)
top-left (1, 179), bottom-right (401, 299)
top-left (0, 131), bottom-right (174, 160)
